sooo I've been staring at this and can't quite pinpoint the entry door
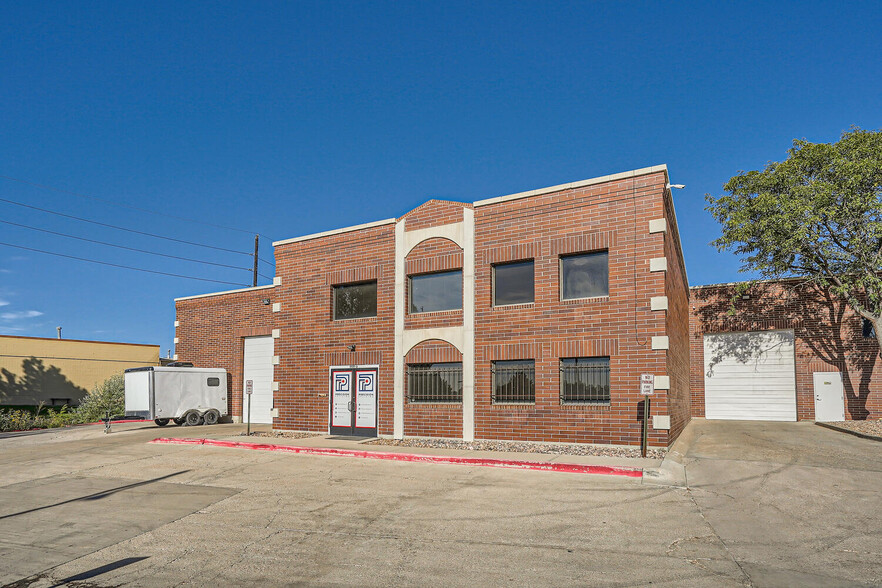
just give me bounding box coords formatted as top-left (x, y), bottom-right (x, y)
top-left (329, 367), bottom-right (378, 436)
top-left (813, 372), bottom-right (845, 422)
top-left (243, 336), bottom-right (274, 424)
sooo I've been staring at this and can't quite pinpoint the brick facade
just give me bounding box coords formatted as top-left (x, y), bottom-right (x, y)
top-left (174, 286), bottom-right (276, 419)
top-left (690, 281), bottom-right (881, 421)
top-left (174, 165), bottom-right (691, 447)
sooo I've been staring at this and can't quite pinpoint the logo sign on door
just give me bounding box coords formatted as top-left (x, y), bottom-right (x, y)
top-left (332, 372), bottom-right (352, 427)
top-left (640, 374), bottom-right (654, 396)
top-left (355, 371), bottom-right (376, 429)
top-left (245, 379), bottom-right (253, 395)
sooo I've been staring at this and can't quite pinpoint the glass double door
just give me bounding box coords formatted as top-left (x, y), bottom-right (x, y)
top-left (329, 367), bottom-right (378, 437)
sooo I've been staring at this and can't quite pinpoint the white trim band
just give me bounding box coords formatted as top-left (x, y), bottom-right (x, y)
top-left (174, 284), bottom-right (275, 302)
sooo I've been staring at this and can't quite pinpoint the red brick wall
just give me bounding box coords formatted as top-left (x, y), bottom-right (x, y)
top-left (175, 288), bottom-right (275, 418)
top-left (663, 192), bottom-right (691, 442)
top-left (403, 200), bottom-right (469, 232)
top-left (273, 224), bottom-right (397, 434)
top-left (473, 172), bottom-right (673, 446)
top-left (690, 282), bottom-right (881, 420)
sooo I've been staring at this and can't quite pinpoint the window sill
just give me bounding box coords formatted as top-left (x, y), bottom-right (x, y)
top-left (406, 402), bottom-right (463, 407)
top-left (491, 302), bottom-right (534, 310)
top-left (407, 309), bottom-right (463, 318)
top-left (560, 402), bottom-right (611, 409)
top-left (331, 315), bottom-right (379, 323)
top-left (560, 296), bottom-right (610, 305)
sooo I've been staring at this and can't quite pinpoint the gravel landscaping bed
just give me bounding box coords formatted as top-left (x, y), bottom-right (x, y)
top-left (821, 420), bottom-right (882, 439)
top-left (366, 438), bottom-right (667, 459)
top-left (239, 431), bottom-right (322, 439)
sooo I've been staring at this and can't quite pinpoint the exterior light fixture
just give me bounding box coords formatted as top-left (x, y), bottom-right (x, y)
top-left (666, 183), bottom-right (686, 190)
top-left (262, 298), bottom-right (271, 305)
top-left (348, 344), bottom-right (356, 352)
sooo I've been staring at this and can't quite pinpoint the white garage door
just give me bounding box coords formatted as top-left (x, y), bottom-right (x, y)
top-left (243, 336), bottom-right (274, 424)
top-left (704, 329), bottom-right (797, 421)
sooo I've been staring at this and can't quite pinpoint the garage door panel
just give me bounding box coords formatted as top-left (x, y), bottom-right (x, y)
top-left (243, 336), bottom-right (274, 424)
top-left (704, 330), bottom-right (797, 421)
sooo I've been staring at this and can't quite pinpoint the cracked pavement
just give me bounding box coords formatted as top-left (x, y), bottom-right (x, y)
top-left (0, 419), bottom-right (880, 586)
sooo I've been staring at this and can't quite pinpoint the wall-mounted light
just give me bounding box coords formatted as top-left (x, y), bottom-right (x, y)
top-left (666, 183), bottom-right (686, 190)
top-left (741, 295), bottom-right (750, 300)
top-left (262, 298), bottom-right (271, 305)
top-left (348, 344), bottom-right (356, 352)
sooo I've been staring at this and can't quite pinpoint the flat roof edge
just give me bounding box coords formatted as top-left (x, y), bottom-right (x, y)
top-left (472, 165), bottom-right (668, 207)
top-left (273, 218), bottom-right (397, 247)
top-left (174, 284), bottom-right (276, 302)
top-left (0, 334), bottom-right (160, 348)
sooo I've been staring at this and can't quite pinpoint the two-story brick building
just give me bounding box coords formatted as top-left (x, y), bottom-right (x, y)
top-left (174, 165), bottom-right (690, 447)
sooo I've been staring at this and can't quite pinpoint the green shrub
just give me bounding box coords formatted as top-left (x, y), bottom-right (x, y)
top-left (76, 373), bottom-right (125, 423)
top-left (0, 403), bottom-right (79, 432)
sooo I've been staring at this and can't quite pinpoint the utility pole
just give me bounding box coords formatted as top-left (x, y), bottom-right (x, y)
top-left (252, 235), bottom-right (259, 287)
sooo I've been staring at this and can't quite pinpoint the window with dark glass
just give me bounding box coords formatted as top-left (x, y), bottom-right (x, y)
top-left (560, 251), bottom-right (609, 300)
top-left (560, 357), bottom-right (610, 404)
top-left (406, 363), bottom-right (463, 403)
top-left (493, 260), bottom-right (534, 306)
top-left (333, 280), bottom-right (377, 320)
top-left (492, 360), bottom-right (535, 404)
top-left (863, 318), bottom-right (876, 339)
top-left (409, 270), bottom-right (462, 313)
top-left (206, 377), bottom-right (220, 387)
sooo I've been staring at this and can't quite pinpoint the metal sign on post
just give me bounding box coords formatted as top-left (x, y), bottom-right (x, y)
top-left (245, 379), bottom-right (253, 436)
top-left (639, 374), bottom-right (654, 457)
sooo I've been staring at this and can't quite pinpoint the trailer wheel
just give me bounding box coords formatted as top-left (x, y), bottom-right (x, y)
top-left (203, 409), bottom-right (220, 425)
top-left (173, 417), bottom-right (185, 426)
top-left (154, 418), bottom-right (170, 427)
top-left (183, 411), bottom-right (203, 426)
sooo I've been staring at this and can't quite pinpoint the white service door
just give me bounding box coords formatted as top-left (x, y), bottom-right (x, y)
top-left (243, 336), bottom-right (274, 424)
top-left (704, 330), bottom-right (797, 421)
top-left (813, 372), bottom-right (845, 422)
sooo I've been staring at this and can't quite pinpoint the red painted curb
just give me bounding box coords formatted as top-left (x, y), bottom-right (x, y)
top-left (149, 437), bottom-right (643, 477)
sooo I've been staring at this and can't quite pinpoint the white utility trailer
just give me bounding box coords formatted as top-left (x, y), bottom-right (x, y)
top-left (124, 366), bottom-right (228, 426)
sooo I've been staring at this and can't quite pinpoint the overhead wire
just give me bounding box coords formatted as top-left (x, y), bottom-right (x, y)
top-left (0, 174), bottom-right (276, 242)
top-left (0, 241), bottom-right (249, 286)
top-left (0, 196), bottom-right (275, 265)
top-left (0, 219), bottom-right (253, 272)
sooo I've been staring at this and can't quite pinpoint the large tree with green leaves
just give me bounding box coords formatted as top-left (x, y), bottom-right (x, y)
top-left (706, 127), bottom-right (882, 355)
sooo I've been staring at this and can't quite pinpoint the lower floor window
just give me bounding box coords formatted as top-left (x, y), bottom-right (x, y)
top-left (560, 357), bottom-right (610, 404)
top-left (492, 360), bottom-right (535, 404)
top-left (407, 362), bottom-right (463, 403)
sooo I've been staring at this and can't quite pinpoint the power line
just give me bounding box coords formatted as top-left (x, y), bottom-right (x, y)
top-left (0, 241), bottom-right (249, 286)
top-left (0, 174), bottom-right (276, 242)
top-left (0, 219), bottom-right (253, 272)
top-left (0, 196), bottom-right (257, 257)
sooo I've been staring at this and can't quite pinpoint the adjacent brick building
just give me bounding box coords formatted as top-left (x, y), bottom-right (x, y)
top-left (690, 280), bottom-right (881, 422)
top-left (175, 165), bottom-right (690, 447)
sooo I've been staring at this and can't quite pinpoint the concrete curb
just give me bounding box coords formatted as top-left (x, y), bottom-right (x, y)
top-left (150, 437), bottom-right (644, 477)
top-left (816, 422), bottom-right (882, 442)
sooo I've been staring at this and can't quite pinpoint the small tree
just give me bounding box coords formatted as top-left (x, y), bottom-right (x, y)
top-left (706, 127), bottom-right (882, 355)
top-left (77, 373), bottom-right (125, 422)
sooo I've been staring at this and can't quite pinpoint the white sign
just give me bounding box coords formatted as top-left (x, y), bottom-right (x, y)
top-left (245, 379), bottom-right (253, 395)
top-left (355, 371), bottom-right (377, 429)
top-left (331, 371), bottom-right (352, 427)
top-left (640, 374), bottom-right (654, 396)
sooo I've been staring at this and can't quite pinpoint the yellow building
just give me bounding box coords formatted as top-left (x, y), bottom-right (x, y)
top-left (0, 335), bottom-right (160, 406)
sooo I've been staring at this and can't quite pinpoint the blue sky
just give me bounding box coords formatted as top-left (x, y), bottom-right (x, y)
top-left (1, 1), bottom-right (880, 354)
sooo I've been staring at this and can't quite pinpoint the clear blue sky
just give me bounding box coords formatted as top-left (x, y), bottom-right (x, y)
top-left (1, 1), bottom-right (880, 355)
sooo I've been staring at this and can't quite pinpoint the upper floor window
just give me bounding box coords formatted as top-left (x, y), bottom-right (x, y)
top-left (409, 270), bottom-right (462, 313)
top-left (560, 251), bottom-right (609, 300)
top-left (863, 318), bottom-right (876, 339)
top-left (333, 280), bottom-right (377, 320)
top-left (493, 260), bottom-right (534, 306)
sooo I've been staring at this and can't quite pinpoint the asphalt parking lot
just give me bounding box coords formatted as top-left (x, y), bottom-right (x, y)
top-left (0, 419), bottom-right (880, 587)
